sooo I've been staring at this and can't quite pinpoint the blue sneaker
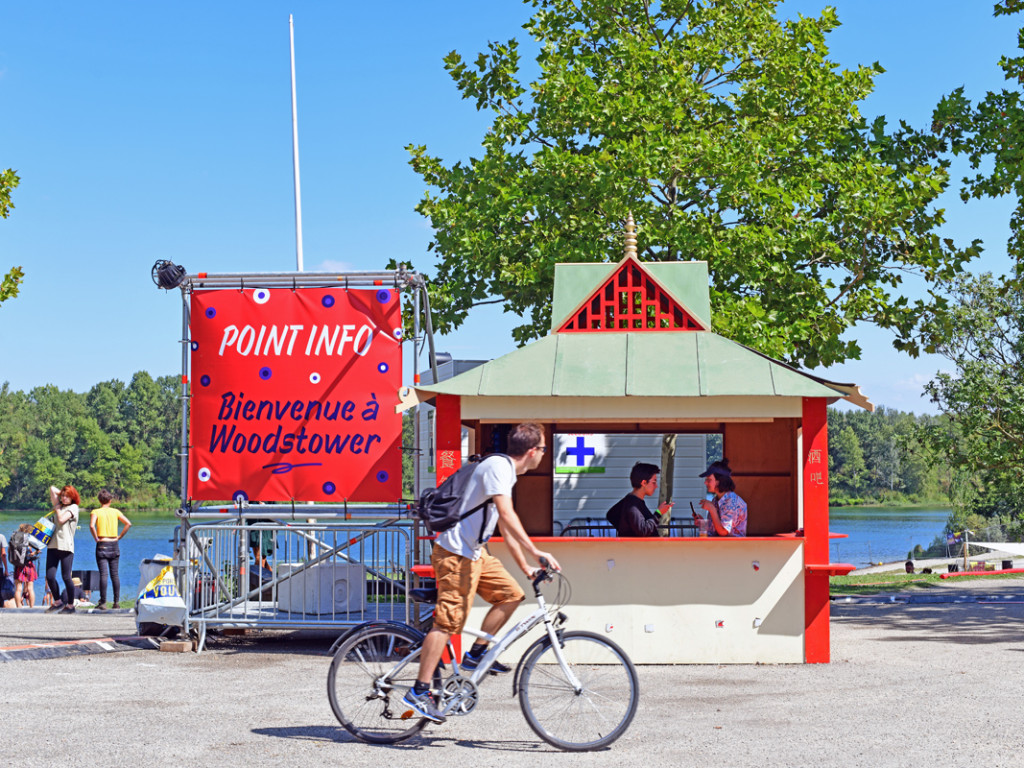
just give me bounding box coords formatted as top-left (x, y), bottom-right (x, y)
top-left (461, 651), bottom-right (511, 675)
top-left (401, 687), bottom-right (446, 723)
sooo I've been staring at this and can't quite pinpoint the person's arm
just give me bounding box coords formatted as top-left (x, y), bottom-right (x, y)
top-left (699, 497), bottom-right (729, 535)
top-left (116, 513), bottom-right (132, 540)
top-left (492, 494), bottom-right (561, 574)
top-left (707, 504), bottom-right (729, 536)
top-left (49, 486), bottom-right (60, 509)
top-left (55, 505), bottom-right (74, 525)
top-left (497, 518), bottom-right (532, 576)
top-left (90, 512), bottom-right (100, 542)
top-left (624, 503), bottom-right (659, 537)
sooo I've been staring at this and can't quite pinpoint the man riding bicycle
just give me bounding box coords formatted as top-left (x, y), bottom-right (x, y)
top-left (403, 421), bottom-right (562, 722)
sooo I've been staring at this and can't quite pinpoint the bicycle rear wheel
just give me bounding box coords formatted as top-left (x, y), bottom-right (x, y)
top-left (518, 630), bottom-right (639, 751)
top-left (327, 623), bottom-right (430, 744)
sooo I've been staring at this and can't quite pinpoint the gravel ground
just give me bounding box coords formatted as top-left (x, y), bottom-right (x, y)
top-left (2, 578), bottom-right (1024, 767)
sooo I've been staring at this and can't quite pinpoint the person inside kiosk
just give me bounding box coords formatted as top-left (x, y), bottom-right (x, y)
top-left (606, 462), bottom-right (675, 537)
top-left (695, 459), bottom-right (747, 537)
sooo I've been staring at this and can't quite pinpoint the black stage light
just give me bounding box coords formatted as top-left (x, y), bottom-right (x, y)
top-left (152, 260), bottom-right (187, 289)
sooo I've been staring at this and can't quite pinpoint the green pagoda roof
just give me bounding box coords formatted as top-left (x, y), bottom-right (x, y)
top-left (401, 216), bottom-right (871, 412)
top-left (408, 331), bottom-right (861, 402)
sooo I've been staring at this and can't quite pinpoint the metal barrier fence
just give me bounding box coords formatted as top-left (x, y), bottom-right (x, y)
top-left (558, 516), bottom-right (701, 537)
top-left (174, 516), bottom-right (429, 650)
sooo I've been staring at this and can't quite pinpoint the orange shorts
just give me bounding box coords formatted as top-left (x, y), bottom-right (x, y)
top-left (431, 544), bottom-right (526, 636)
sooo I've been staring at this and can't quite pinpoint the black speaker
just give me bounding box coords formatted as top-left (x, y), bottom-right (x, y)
top-left (152, 260), bottom-right (186, 289)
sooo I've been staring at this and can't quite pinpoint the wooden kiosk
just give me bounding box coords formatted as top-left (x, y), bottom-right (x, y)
top-left (399, 221), bottom-right (868, 663)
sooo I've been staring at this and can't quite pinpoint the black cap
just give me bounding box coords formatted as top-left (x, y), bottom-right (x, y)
top-left (699, 460), bottom-right (731, 478)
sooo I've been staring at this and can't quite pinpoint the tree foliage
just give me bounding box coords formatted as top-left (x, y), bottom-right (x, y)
top-left (926, 2), bottom-right (1024, 525)
top-left (827, 406), bottom-right (948, 505)
top-left (407, 0), bottom-right (977, 367)
top-left (933, 1), bottom-right (1024, 267)
top-left (923, 273), bottom-right (1024, 519)
top-left (1, 168), bottom-right (24, 307)
top-left (0, 374), bottom-right (182, 509)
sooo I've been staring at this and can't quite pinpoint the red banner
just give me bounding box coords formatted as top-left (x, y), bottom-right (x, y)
top-left (188, 287), bottom-right (402, 503)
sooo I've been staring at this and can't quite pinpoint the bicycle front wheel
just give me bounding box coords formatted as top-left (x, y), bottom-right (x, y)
top-left (327, 624), bottom-right (430, 744)
top-left (518, 630), bottom-right (639, 751)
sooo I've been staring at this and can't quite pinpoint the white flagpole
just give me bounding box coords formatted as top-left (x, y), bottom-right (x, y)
top-left (290, 14), bottom-right (304, 271)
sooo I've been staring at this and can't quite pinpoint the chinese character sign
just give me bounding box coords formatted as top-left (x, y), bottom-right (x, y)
top-left (189, 287), bottom-right (402, 503)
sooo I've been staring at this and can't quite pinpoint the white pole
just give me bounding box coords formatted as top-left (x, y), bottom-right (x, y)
top-left (289, 14), bottom-right (304, 271)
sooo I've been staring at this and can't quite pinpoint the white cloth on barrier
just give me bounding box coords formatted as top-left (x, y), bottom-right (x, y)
top-left (136, 556), bottom-right (187, 627)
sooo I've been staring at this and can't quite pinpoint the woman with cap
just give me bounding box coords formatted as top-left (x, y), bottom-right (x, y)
top-left (697, 459), bottom-right (747, 537)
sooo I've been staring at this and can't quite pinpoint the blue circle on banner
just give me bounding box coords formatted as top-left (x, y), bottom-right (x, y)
top-left (376, 289), bottom-right (391, 304)
top-left (322, 295), bottom-right (335, 308)
top-left (233, 490), bottom-right (249, 503)
top-left (323, 482), bottom-right (336, 495)
top-left (259, 367), bottom-right (272, 380)
top-left (200, 375), bottom-right (211, 387)
top-left (190, 341), bottom-right (198, 351)
top-left (205, 307), bottom-right (216, 319)
top-left (377, 362), bottom-right (389, 374)
top-left (376, 471), bottom-right (389, 483)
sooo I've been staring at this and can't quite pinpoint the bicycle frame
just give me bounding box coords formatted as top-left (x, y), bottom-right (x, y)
top-left (434, 572), bottom-right (583, 712)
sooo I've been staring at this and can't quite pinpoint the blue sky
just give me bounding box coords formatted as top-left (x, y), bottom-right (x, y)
top-left (0, 1), bottom-right (1019, 414)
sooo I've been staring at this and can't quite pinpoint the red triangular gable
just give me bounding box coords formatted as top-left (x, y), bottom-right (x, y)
top-left (557, 258), bottom-right (704, 333)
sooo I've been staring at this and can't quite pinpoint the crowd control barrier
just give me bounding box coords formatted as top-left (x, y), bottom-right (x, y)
top-left (172, 510), bottom-right (428, 652)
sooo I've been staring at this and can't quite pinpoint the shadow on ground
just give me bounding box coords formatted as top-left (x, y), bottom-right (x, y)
top-left (833, 594), bottom-right (1024, 647)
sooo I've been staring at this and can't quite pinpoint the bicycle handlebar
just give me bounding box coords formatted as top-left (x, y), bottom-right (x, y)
top-left (532, 557), bottom-right (553, 590)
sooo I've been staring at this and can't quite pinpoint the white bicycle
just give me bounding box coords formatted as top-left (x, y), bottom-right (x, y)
top-left (327, 561), bottom-right (639, 751)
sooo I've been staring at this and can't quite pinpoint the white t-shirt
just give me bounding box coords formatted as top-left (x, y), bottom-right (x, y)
top-left (436, 454), bottom-right (516, 560)
top-left (51, 505), bottom-right (79, 552)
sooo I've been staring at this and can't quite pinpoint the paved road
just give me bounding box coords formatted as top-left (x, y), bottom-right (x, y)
top-left (2, 579), bottom-right (1024, 767)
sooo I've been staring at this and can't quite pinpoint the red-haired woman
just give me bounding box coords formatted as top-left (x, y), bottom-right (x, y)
top-left (46, 484), bottom-right (80, 613)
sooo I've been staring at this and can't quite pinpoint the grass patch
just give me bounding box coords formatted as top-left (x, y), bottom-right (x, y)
top-left (831, 570), bottom-right (1024, 596)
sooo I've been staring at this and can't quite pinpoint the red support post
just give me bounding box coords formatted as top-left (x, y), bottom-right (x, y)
top-left (431, 394), bottom-right (463, 658)
top-left (434, 394), bottom-right (462, 487)
top-left (802, 397), bottom-right (831, 663)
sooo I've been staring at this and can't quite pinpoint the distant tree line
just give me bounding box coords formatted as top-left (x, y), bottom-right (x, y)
top-left (828, 406), bottom-right (950, 506)
top-left (0, 373), bottom-right (181, 510)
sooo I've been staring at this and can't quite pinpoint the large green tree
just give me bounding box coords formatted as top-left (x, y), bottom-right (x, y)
top-left (927, 1), bottom-right (1024, 523)
top-left (1, 168), bottom-right (24, 307)
top-left (407, 0), bottom-right (976, 367)
top-left (923, 272), bottom-right (1024, 519)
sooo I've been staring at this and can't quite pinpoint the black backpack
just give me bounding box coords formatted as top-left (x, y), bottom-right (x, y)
top-left (8, 530), bottom-right (28, 568)
top-left (417, 454), bottom-right (508, 537)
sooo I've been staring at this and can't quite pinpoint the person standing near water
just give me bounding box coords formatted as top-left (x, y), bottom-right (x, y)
top-left (9, 524), bottom-right (38, 607)
top-left (46, 484), bottom-right (80, 613)
top-left (90, 490), bottom-right (131, 610)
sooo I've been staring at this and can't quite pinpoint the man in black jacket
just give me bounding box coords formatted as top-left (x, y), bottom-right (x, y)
top-left (606, 462), bottom-right (674, 537)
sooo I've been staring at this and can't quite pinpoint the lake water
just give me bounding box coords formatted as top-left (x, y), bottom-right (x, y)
top-left (828, 506), bottom-right (951, 567)
top-left (2, 504), bottom-right (951, 600)
top-left (1, 510), bottom-right (181, 603)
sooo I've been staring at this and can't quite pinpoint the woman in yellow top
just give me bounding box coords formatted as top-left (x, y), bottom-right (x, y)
top-left (90, 490), bottom-right (132, 610)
